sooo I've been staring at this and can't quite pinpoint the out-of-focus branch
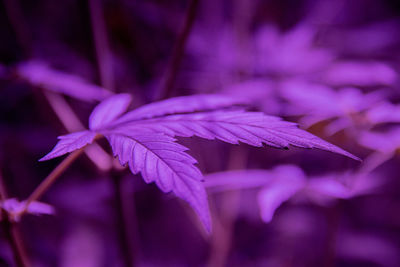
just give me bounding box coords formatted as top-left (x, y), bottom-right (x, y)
top-left (43, 91), bottom-right (113, 172)
top-left (157, 0), bottom-right (200, 100)
top-left (207, 147), bottom-right (248, 267)
top-left (3, 0), bottom-right (32, 57)
top-left (111, 172), bottom-right (137, 267)
top-left (207, 190), bottom-right (240, 267)
top-left (89, 0), bottom-right (115, 92)
top-left (0, 170), bottom-right (30, 267)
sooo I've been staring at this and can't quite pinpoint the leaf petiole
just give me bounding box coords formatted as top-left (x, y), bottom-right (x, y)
top-left (20, 134), bottom-right (103, 218)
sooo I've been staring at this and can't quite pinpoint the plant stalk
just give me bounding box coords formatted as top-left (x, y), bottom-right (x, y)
top-left (88, 0), bottom-right (115, 91)
top-left (3, 0), bottom-right (32, 57)
top-left (111, 172), bottom-right (136, 267)
top-left (158, 0), bottom-right (200, 100)
top-left (23, 148), bottom-right (85, 212)
top-left (0, 171), bottom-right (30, 267)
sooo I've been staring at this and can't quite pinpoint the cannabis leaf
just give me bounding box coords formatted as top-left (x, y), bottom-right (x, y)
top-left (118, 94), bottom-right (246, 121)
top-left (39, 131), bottom-right (97, 161)
top-left (89, 93), bottom-right (132, 130)
top-left (106, 132), bottom-right (210, 231)
top-left (40, 93), bottom-right (360, 232)
top-left (112, 110), bottom-right (360, 160)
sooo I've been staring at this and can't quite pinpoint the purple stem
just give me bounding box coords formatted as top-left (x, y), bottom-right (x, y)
top-left (0, 171), bottom-right (30, 267)
top-left (89, 0), bottom-right (115, 91)
top-left (3, 0), bottom-right (32, 57)
top-left (157, 0), bottom-right (200, 100)
top-left (111, 171), bottom-right (136, 267)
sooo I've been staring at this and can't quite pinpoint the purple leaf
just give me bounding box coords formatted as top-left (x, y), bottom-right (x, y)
top-left (365, 102), bottom-right (400, 126)
top-left (39, 131), bottom-right (97, 161)
top-left (114, 110), bottom-right (360, 160)
top-left (320, 61), bottom-right (397, 87)
top-left (253, 165), bottom-right (305, 223)
top-left (255, 25), bottom-right (333, 75)
top-left (305, 173), bottom-right (382, 205)
top-left (282, 81), bottom-right (339, 118)
top-left (89, 93), bottom-right (132, 130)
top-left (205, 165), bottom-right (303, 191)
top-left (282, 81), bottom-right (385, 133)
top-left (282, 81), bottom-right (384, 118)
top-left (221, 79), bottom-right (281, 115)
top-left (306, 177), bottom-right (353, 200)
top-left (17, 61), bottom-right (112, 102)
top-left (358, 128), bottom-right (400, 153)
top-left (117, 94), bottom-right (245, 122)
top-left (40, 93), bottom-right (361, 234)
top-left (205, 165), bottom-right (306, 223)
top-left (205, 169), bottom-right (274, 192)
top-left (258, 174), bottom-right (305, 223)
top-left (105, 132), bottom-right (211, 233)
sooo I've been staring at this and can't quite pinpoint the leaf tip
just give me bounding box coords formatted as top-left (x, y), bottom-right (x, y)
top-left (38, 154), bottom-right (52, 162)
top-left (350, 154), bottom-right (362, 162)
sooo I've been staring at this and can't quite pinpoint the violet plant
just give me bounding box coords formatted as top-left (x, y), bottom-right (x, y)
top-left (2, 0), bottom-right (400, 266)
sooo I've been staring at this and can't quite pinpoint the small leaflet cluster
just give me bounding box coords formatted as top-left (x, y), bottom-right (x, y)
top-left (40, 93), bottom-right (359, 232)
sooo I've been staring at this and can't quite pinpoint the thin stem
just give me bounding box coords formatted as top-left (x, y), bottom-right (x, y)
top-left (89, 0), bottom-right (115, 91)
top-left (0, 171), bottom-right (30, 267)
top-left (323, 203), bottom-right (341, 267)
top-left (3, 0), bottom-right (32, 57)
top-left (207, 191), bottom-right (240, 267)
top-left (23, 148), bottom-right (85, 211)
top-left (111, 172), bottom-right (135, 267)
top-left (1, 219), bottom-right (30, 267)
top-left (157, 0), bottom-right (200, 100)
top-left (207, 147), bottom-right (248, 267)
top-left (3, 2), bottom-right (34, 266)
